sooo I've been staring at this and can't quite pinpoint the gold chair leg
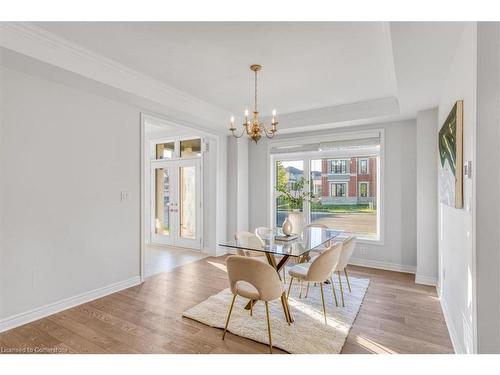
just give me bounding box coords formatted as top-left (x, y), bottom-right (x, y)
top-left (265, 301), bottom-right (273, 354)
top-left (287, 277), bottom-right (294, 299)
top-left (299, 279), bottom-right (303, 298)
top-left (283, 268), bottom-right (286, 283)
top-left (319, 283), bottom-right (327, 325)
top-left (338, 271), bottom-right (345, 307)
top-left (305, 282), bottom-right (310, 298)
top-left (330, 277), bottom-right (338, 307)
top-left (250, 299), bottom-right (253, 316)
top-left (344, 268), bottom-right (352, 292)
top-left (280, 293), bottom-right (291, 325)
top-left (222, 294), bottom-right (237, 340)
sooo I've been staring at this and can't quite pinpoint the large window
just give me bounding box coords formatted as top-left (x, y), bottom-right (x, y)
top-left (273, 140), bottom-right (381, 241)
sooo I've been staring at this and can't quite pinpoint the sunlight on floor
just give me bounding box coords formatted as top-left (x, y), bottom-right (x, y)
top-left (287, 296), bottom-right (348, 330)
top-left (355, 335), bottom-right (397, 354)
top-left (207, 261), bottom-right (227, 273)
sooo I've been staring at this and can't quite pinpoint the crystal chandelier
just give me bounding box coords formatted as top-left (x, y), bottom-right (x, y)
top-left (229, 64), bottom-right (278, 143)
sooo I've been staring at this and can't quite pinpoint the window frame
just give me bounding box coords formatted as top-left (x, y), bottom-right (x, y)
top-left (269, 129), bottom-right (384, 244)
top-left (359, 158), bottom-right (369, 174)
top-left (358, 181), bottom-right (369, 197)
top-left (330, 182), bottom-right (348, 197)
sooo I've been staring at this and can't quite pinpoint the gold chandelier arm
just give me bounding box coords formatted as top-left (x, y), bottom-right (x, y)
top-left (231, 127), bottom-right (246, 138)
top-left (260, 125), bottom-right (277, 139)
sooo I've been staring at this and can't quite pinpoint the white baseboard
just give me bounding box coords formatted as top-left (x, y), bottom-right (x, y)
top-left (440, 297), bottom-right (463, 354)
top-left (348, 257), bottom-right (416, 274)
top-left (415, 274), bottom-right (438, 286)
top-left (0, 276), bottom-right (141, 333)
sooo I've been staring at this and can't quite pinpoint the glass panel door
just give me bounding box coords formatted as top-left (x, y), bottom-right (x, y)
top-left (175, 159), bottom-right (201, 249)
top-left (150, 159), bottom-right (201, 249)
top-left (151, 163), bottom-right (176, 246)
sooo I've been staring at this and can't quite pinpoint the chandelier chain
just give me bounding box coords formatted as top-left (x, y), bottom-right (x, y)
top-left (254, 69), bottom-right (258, 113)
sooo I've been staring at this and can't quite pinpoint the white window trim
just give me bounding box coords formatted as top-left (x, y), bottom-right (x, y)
top-left (269, 128), bottom-right (384, 244)
top-left (358, 181), bottom-right (370, 197)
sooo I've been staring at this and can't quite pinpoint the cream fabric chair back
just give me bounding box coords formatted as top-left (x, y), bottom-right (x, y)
top-left (234, 231), bottom-right (265, 257)
top-left (336, 236), bottom-right (356, 270)
top-left (226, 255), bottom-right (283, 302)
top-left (307, 242), bottom-right (343, 282)
top-left (255, 226), bottom-right (275, 241)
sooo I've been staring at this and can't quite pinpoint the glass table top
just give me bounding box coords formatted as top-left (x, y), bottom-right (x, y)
top-left (219, 227), bottom-right (341, 257)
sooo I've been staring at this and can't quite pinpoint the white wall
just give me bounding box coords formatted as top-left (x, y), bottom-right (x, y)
top-left (247, 120), bottom-right (417, 272)
top-left (227, 137), bottom-right (249, 239)
top-left (475, 22), bottom-right (500, 353)
top-left (0, 65), bottom-right (141, 321)
top-left (0, 56), bottom-right (228, 329)
top-left (416, 108), bottom-right (438, 285)
top-left (437, 23), bottom-right (477, 354)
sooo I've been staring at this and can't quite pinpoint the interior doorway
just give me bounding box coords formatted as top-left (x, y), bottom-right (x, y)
top-left (141, 114), bottom-right (209, 279)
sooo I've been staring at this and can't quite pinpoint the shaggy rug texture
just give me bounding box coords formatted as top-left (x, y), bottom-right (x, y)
top-left (183, 276), bottom-right (370, 353)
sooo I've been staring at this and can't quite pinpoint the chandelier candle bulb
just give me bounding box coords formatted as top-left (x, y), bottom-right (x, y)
top-left (229, 116), bottom-right (235, 130)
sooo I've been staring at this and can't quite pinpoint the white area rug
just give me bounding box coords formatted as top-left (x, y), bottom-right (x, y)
top-left (183, 276), bottom-right (370, 353)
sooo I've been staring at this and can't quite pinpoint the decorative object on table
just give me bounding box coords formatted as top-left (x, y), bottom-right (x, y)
top-left (281, 217), bottom-right (292, 236)
top-left (183, 273), bottom-right (370, 354)
top-left (275, 174), bottom-right (313, 235)
top-left (228, 64), bottom-right (278, 143)
top-left (438, 100), bottom-right (463, 208)
top-left (274, 234), bottom-right (298, 242)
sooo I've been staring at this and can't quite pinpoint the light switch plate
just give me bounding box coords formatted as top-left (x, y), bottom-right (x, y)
top-left (121, 191), bottom-right (130, 201)
top-left (464, 160), bottom-right (472, 179)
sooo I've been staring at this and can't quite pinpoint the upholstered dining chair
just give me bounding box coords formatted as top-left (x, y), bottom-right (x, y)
top-left (332, 236), bottom-right (356, 307)
top-left (234, 231), bottom-right (266, 258)
top-left (223, 255), bottom-right (290, 354)
top-left (304, 222), bottom-right (329, 260)
top-left (254, 226), bottom-right (287, 282)
top-left (287, 242), bottom-right (343, 324)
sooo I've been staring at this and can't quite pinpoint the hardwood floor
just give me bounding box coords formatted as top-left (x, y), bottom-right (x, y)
top-left (0, 257), bottom-right (453, 354)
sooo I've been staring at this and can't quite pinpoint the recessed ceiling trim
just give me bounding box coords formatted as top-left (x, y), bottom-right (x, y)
top-left (263, 96), bottom-right (400, 130)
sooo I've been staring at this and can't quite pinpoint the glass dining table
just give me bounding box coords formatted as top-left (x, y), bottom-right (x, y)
top-left (219, 227), bottom-right (341, 323)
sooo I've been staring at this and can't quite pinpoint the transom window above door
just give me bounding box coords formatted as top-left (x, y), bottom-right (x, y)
top-left (151, 138), bottom-right (202, 161)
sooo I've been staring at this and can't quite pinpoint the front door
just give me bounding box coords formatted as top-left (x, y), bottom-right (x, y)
top-left (151, 159), bottom-right (201, 249)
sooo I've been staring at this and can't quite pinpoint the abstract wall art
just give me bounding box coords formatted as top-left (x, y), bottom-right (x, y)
top-left (438, 100), bottom-right (463, 209)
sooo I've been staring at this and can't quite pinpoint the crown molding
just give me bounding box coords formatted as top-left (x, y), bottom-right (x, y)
top-left (0, 22), bottom-right (230, 131)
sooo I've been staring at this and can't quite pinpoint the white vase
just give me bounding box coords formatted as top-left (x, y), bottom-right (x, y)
top-left (287, 210), bottom-right (304, 235)
top-left (282, 217), bottom-right (292, 236)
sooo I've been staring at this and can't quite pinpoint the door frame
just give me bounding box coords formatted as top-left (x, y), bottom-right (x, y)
top-left (140, 113), bottom-right (209, 282)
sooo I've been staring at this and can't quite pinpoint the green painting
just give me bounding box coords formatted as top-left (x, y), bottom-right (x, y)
top-left (438, 100), bottom-right (463, 209)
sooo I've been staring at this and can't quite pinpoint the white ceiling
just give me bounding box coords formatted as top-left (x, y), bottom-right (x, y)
top-left (30, 21), bottom-right (466, 129)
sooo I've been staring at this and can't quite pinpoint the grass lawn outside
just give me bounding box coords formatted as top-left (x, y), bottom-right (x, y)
top-left (310, 203), bottom-right (375, 213)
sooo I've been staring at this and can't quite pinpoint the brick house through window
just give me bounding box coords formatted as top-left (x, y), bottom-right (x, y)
top-left (313, 156), bottom-right (377, 205)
